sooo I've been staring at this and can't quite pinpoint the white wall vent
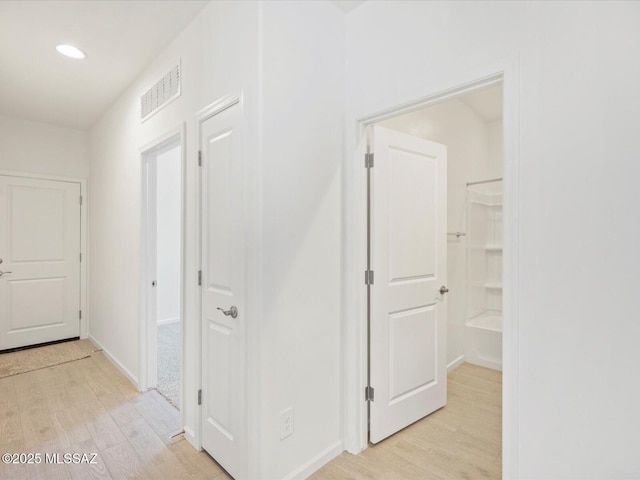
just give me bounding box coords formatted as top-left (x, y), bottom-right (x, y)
top-left (140, 63), bottom-right (181, 122)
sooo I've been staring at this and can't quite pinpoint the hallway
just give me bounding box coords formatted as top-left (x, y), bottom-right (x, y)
top-left (0, 342), bottom-right (228, 480)
top-left (0, 343), bottom-right (500, 479)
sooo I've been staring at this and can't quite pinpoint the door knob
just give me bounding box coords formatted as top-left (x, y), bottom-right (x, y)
top-left (439, 286), bottom-right (449, 295)
top-left (0, 271), bottom-right (12, 278)
top-left (217, 306), bottom-right (238, 319)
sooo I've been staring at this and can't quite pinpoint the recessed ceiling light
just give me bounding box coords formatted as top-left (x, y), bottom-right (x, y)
top-left (56, 44), bottom-right (86, 60)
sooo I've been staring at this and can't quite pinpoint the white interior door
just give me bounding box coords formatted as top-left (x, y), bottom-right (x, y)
top-left (200, 102), bottom-right (246, 479)
top-left (0, 175), bottom-right (81, 350)
top-left (369, 125), bottom-right (448, 443)
top-left (146, 158), bottom-right (158, 388)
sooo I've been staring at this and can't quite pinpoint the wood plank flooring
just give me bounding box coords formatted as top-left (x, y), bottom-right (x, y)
top-left (0, 340), bottom-right (501, 480)
top-left (311, 363), bottom-right (502, 480)
top-left (0, 340), bottom-right (229, 480)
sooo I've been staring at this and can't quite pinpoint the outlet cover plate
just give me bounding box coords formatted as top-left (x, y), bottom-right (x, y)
top-left (280, 408), bottom-right (294, 440)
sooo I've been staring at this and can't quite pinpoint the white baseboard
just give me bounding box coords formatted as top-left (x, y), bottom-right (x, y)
top-left (88, 334), bottom-right (139, 388)
top-left (447, 354), bottom-right (465, 372)
top-left (157, 317), bottom-right (180, 326)
top-left (282, 440), bottom-right (343, 480)
top-left (465, 356), bottom-right (502, 372)
top-left (183, 426), bottom-right (199, 450)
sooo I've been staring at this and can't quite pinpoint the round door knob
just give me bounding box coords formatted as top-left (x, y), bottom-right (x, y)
top-left (439, 286), bottom-right (449, 295)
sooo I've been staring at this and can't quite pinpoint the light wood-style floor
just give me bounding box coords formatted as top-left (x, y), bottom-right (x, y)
top-left (0, 341), bottom-right (501, 480)
top-left (311, 363), bottom-right (502, 480)
top-left (0, 340), bottom-right (230, 480)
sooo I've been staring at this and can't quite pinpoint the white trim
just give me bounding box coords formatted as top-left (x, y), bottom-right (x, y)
top-left (281, 441), bottom-right (343, 480)
top-left (0, 169), bottom-right (86, 184)
top-left (139, 124), bottom-right (186, 439)
top-left (89, 334), bottom-right (138, 387)
top-left (195, 94), bottom-right (241, 122)
top-left (157, 317), bottom-right (181, 326)
top-left (342, 59), bottom-right (520, 480)
top-left (447, 355), bottom-right (465, 372)
top-left (183, 426), bottom-right (198, 451)
top-left (501, 56), bottom-right (521, 480)
top-left (0, 170), bottom-right (89, 341)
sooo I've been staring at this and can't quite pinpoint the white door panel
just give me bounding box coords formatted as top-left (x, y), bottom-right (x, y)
top-left (370, 126), bottom-right (447, 443)
top-left (200, 102), bottom-right (246, 479)
top-left (0, 176), bottom-right (81, 350)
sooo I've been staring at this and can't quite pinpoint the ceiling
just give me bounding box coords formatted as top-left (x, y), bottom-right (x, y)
top-left (0, 1), bottom-right (208, 130)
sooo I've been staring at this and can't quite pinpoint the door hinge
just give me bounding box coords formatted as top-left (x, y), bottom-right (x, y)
top-left (365, 270), bottom-right (374, 285)
top-left (79, 253), bottom-right (82, 262)
top-left (198, 150), bottom-right (202, 167)
top-left (365, 386), bottom-right (374, 402)
top-left (79, 195), bottom-right (83, 205)
top-left (198, 270), bottom-right (202, 286)
top-left (79, 310), bottom-right (82, 320)
top-left (365, 152), bottom-right (374, 168)
top-left (198, 389), bottom-right (202, 405)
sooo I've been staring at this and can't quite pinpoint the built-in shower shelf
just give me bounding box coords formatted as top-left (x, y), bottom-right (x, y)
top-left (485, 245), bottom-right (503, 251)
top-left (485, 282), bottom-right (502, 289)
top-left (467, 313), bottom-right (503, 332)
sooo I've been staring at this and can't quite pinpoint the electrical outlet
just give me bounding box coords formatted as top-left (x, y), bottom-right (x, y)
top-left (280, 408), bottom-right (294, 440)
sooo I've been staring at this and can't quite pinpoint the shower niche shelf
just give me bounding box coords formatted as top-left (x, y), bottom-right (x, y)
top-left (465, 188), bottom-right (503, 371)
top-left (467, 313), bottom-right (502, 332)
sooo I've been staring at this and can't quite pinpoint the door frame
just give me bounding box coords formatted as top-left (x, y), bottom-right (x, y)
top-left (139, 125), bottom-right (186, 421)
top-left (342, 62), bottom-right (520, 477)
top-left (0, 170), bottom-right (88, 340)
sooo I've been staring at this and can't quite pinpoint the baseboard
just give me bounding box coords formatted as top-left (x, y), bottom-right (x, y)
top-left (282, 440), bottom-right (343, 480)
top-left (183, 426), bottom-right (199, 450)
top-left (88, 334), bottom-right (139, 388)
top-left (157, 317), bottom-right (180, 326)
top-left (447, 354), bottom-right (465, 372)
top-left (465, 356), bottom-right (503, 372)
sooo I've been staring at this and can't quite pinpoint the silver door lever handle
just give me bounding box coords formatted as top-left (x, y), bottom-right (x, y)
top-left (439, 286), bottom-right (449, 295)
top-left (0, 271), bottom-right (12, 277)
top-left (217, 306), bottom-right (238, 319)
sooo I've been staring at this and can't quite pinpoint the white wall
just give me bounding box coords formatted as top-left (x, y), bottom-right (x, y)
top-left (88, 1), bottom-right (261, 466)
top-left (90, 1), bottom-right (345, 477)
top-left (258, 2), bottom-right (345, 478)
top-left (155, 145), bottom-right (181, 323)
top-left (0, 114), bottom-right (88, 178)
top-left (487, 120), bottom-right (503, 180)
top-left (379, 99), bottom-right (495, 367)
top-left (346, 1), bottom-right (640, 478)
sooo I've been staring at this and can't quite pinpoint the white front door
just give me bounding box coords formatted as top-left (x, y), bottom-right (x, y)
top-left (200, 102), bottom-right (246, 479)
top-left (369, 126), bottom-right (448, 443)
top-left (0, 175), bottom-right (81, 350)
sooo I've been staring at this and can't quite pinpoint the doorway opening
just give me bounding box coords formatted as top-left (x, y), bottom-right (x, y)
top-left (141, 131), bottom-right (184, 412)
top-left (376, 81), bottom-right (504, 374)
top-left (350, 76), bottom-right (512, 476)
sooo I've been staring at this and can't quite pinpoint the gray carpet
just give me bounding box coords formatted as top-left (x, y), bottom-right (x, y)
top-left (157, 322), bottom-right (181, 409)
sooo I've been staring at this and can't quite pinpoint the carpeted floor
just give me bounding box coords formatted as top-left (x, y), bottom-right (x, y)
top-left (157, 321), bottom-right (181, 409)
top-left (0, 339), bottom-right (95, 378)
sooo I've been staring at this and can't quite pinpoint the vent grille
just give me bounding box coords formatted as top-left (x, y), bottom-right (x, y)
top-left (141, 63), bottom-right (181, 121)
